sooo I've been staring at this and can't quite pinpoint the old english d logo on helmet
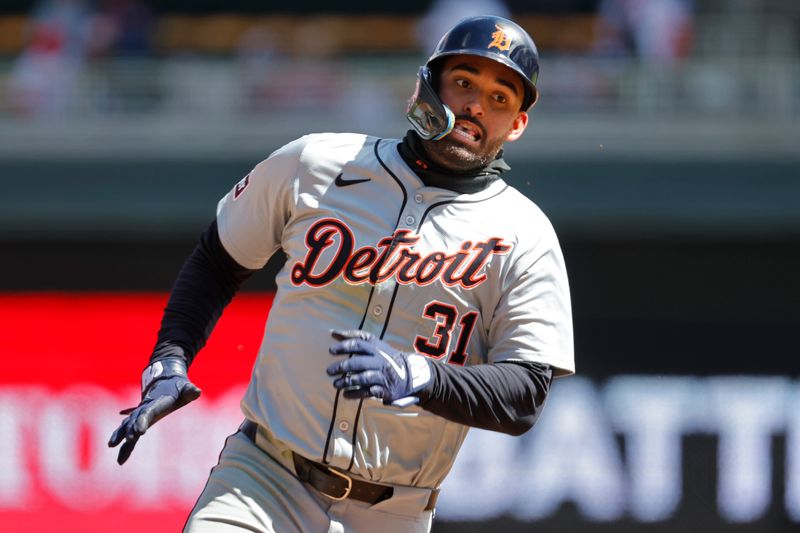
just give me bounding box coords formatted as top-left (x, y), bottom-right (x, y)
top-left (488, 25), bottom-right (512, 52)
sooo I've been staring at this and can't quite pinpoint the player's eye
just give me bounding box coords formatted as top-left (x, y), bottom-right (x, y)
top-left (455, 78), bottom-right (471, 89)
top-left (492, 93), bottom-right (508, 104)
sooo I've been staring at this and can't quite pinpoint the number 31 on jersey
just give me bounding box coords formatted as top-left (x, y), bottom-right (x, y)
top-left (414, 301), bottom-right (478, 366)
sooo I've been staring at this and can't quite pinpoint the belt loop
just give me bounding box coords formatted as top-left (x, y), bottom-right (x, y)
top-left (425, 488), bottom-right (440, 511)
top-left (240, 419), bottom-right (257, 442)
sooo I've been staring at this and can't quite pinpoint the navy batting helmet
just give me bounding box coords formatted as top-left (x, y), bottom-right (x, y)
top-left (407, 15), bottom-right (540, 141)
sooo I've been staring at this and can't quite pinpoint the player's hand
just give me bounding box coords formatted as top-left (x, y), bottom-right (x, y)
top-left (327, 329), bottom-right (432, 406)
top-left (108, 357), bottom-right (201, 465)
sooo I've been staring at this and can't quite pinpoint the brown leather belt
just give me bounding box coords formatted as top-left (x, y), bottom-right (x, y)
top-left (240, 420), bottom-right (438, 511)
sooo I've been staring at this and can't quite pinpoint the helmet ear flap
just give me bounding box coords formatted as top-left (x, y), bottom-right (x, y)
top-left (425, 58), bottom-right (443, 93)
top-left (406, 66), bottom-right (455, 141)
top-left (527, 85), bottom-right (540, 109)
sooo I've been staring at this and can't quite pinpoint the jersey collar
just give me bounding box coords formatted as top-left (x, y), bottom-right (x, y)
top-left (397, 130), bottom-right (510, 195)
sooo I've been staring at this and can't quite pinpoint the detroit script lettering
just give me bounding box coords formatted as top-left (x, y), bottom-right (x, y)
top-left (290, 218), bottom-right (512, 289)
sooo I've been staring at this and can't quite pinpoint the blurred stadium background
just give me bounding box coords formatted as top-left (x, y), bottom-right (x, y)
top-left (0, 0), bottom-right (798, 532)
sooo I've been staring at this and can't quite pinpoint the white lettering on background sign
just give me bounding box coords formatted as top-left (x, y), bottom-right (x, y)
top-left (705, 377), bottom-right (788, 522)
top-left (786, 388), bottom-right (800, 521)
top-left (0, 377), bottom-right (795, 523)
top-left (603, 376), bottom-right (702, 521)
top-left (0, 388), bottom-right (31, 508)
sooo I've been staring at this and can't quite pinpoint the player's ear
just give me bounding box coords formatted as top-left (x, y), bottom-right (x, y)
top-left (505, 111), bottom-right (528, 142)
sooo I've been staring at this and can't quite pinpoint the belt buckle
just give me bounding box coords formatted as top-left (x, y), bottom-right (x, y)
top-left (323, 466), bottom-right (353, 501)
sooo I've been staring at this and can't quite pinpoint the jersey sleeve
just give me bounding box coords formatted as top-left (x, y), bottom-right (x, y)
top-left (488, 222), bottom-right (575, 377)
top-left (215, 138), bottom-right (304, 270)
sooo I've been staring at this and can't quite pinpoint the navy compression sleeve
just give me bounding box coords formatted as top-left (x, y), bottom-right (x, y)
top-left (150, 220), bottom-right (256, 366)
top-left (418, 361), bottom-right (553, 435)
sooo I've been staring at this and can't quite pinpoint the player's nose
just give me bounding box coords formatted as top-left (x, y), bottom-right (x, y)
top-left (463, 98), bottom-right (484, 118)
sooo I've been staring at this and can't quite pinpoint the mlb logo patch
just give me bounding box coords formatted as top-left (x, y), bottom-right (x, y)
top-left (234, 173), bottom-right (251, 200)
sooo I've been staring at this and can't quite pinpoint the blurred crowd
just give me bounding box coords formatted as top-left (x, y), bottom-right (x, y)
top-left (593, 0), bottom-right (694, 65)
top-left (17, 0), bottom-right (783, 121)
top-left (6, 0), bottom-right (154, 117)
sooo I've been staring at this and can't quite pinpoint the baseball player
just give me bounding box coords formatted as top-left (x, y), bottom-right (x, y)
top-left (109, 15), bottom-right (574, 533)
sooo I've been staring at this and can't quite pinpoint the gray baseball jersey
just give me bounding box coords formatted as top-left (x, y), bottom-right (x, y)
top-left (216, 132), bottom-right (574, 490)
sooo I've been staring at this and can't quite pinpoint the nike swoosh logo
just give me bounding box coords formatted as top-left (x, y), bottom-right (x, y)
top-left (335, 173), bottom-right (371, 187)
top-left (379, 350), bottom-right (406, 380)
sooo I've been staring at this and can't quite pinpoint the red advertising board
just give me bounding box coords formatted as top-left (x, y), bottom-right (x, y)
top-left (0, 293), bottom-right (272, 533)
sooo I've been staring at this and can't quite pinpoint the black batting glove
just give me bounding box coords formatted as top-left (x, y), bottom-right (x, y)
top-left (327, 329), bottom-right (432, 407)
top-left (108, 357), bottom-right (201, 465)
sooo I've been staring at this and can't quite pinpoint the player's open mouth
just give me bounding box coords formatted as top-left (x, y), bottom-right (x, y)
top-left (452, 121), bottom-right (482, 142)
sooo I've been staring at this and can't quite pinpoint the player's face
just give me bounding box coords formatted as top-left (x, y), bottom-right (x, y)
top-left (424, 55), bottom-right (529, 172)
